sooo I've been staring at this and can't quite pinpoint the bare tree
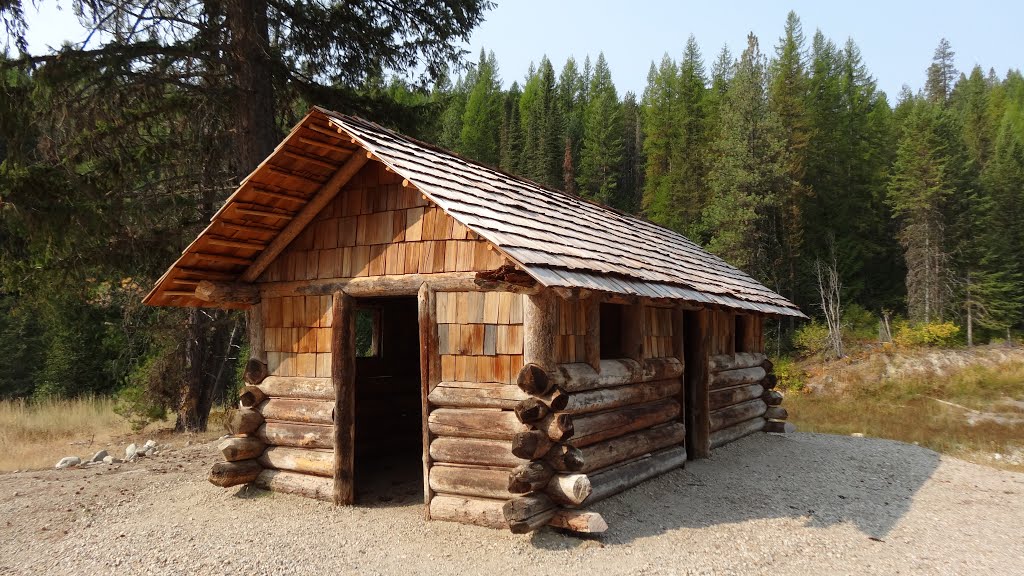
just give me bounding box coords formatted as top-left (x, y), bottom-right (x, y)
top-left (814, 240), bottom-right (844, 359)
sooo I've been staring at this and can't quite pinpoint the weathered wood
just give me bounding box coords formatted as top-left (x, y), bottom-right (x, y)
top-left (332, 291), bottom-right (356, 505)
top-left (258, 446), bottom-right (333, 476)
top-left (239, 384), bottom-right (267, 409)
top-left (535, 413), bottom-right (574, 442)
top-left (577, 422), bottom-right (686, 473)
top-left (709, 399), bottom-right (768, 433)
top-left (241, 152), bottom-right (368, 283)
top-left (418, 282), bottom-right (437, 519)
top-left (569, 399), bottom-right (681, 448)
top-left (255, 376), bottom-right (334, 400)
top-left (194, 281), bottom-right (261, 305)
top-left (709, 367), bottom-right (767, 390)
top-left (218, 436), bottom-right (266, 462)
top-left (429, 464), bottom-right (514, 500)
top-left (765, 406), bottom-right (788, 420)
top-left (763, 389), bottom-right (784, 406)
top-left (671, 306), bottom-right (686, 421)
top-left (429, 495), bottom-right (508, 529)
top-left (208, 460), bottom-right (261, 487)
top-left (710, 383), bottom-right (765, 411)
top-left (764, 373), bottom-right (778, 390)
top-left (549, 357), bottom-right (684, 393)
top-left (503, 493), bottom-right (555, 524)
top-left (709, 352), bottom-right (768, 373)
top-left (544, 444), bottom-right (585, 472)
top-left (545, 473), bottom-right (593, 506)
top-left (511, 430), bottom-right (554, 460)
top-left (262, 272), bottom-right (541, 299)
top-left (516, 363), bottom-right (552, 396)
top-left (584, 297), bottom-right (600, 371)
top-left (582, 446), bottom-right (687, 507)
top-left (429, 437), bottom-right (526, 468)
top-left (246, 301), bottom-right (266, 364)
top-left (254, 469), bottom-right (333, 501)
top-left (509, 507), bottom-right (558, 534)
top-left (523, 291), bottom-right (557, 371)
top-left (427, 382), bottom-right (529, 409)
top-left (508, 461), bottom-right (555, 493)
top-left (259, 398), bottom-right (334, 425)
top-left (709, 417), bottom-right (766, 449)
top-left (563, 379), bottom-right (681, 415)
top-left (428, 408), bottom-right (529, 440)
top-left (226, 408), bottom-right (264, 435)
top-left (548, 510), bottom-right (608, 533)
top-left (542, 389), bottom-right (570, 411)
top-left (686, 309), bottom-right (711, 459)
top-left (513, 397), bottom-right (549, 423)
top-left (243, 358), bottom-right (269, 385)
top-left (257, 421), bottom-right (334, 449)
top-left (761, 357), bottom-right (774, 374)
top-left (764, 420), bottom-right (788, 433)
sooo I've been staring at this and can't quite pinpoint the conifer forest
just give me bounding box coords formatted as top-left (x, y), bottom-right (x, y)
top-left (1, 5), bottom-right (1022, 429)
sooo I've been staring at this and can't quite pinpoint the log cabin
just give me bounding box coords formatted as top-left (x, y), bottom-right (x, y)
top-left (144, 107), bottom-right (805, 534)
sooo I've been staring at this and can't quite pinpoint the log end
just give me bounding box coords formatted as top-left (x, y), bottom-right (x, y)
top-left (208, 460), bottom-right (261, 487)
top-left (517, 363), bottom-right (552, 396)
top-left (243, 358), bottom-right (269, 386)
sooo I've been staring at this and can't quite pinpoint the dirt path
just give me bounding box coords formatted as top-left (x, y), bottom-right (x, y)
top-left (2, 432), bottom-right (1022, 575)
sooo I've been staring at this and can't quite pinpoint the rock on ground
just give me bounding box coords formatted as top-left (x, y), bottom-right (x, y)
top-left (4, 432), bottom-right (1024, 575)
top-left (53, 456), bottom-right (80, 470)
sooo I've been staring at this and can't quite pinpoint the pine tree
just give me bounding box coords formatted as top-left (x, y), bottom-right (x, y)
top-left (577, 53), bottom-right (623, 204)
top-left (460, 49), bottom-right (503, 165)
top-left (619, 91), bottom-right (644, 211)
top-left (925, 38), bottom-right (958, 106)
top-left (499, 81), bottom-right (524, 174)
top-left (519, 57), bottom-right (562, 187)
top-left (558, 57), bottom-right (586, 195)
top-left (641, 55), bottom-right (680, 224)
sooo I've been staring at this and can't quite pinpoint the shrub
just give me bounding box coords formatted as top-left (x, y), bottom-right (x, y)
top-left (893, 321), bottom-right (961, 347)
top-left (772, 355), bottom-right (806, 392)
top-left (793, 321), bottom-right (831, 357)
top-left (842, 304), bottom-right (877, 344)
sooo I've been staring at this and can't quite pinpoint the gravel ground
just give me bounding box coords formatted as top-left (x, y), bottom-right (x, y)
top-left (2, 432), bottom-right (1022, 575)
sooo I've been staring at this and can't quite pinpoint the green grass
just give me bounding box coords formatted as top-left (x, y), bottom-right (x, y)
top-left (785, 361), bottom-right (1024, 471)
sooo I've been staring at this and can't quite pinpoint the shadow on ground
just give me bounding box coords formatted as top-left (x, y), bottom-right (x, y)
top-left (530, 432), bottom-right (940, 548)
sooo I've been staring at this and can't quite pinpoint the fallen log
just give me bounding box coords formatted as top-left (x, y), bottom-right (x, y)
top-left (209, 460), bottom-right (261, 487)
top-left (763, 389), bottom-right (784, 406)
top-left (218, 436), bottom-right (266, 462)
top-left (428, 382), bottom-right (530, 410)
top-left (569, 399), bottom-right (679, 448)
top-left (257, 421), bottom-right (333, 449)
top-left (765, 406), bottom-right (788, 420)
top-left (238, 384), bottom-right (267, 409)
top-left (511, 430), bottom-right (554, 460)
top-left (226, 408), bottom-right (264, 435)
top-left (429, 437), bottom-right (526, 468)
top-left (243, 358), bottom-right (269, 385)
top-left (429, 494), bottom-right (507, 529)
top-left (582, 446), bottom-right (687, 506)
top-left (428, 408), bottom-right (529, 440)
top-left (259, 398), bottom-right (334, 425)
top-left (709, 417), bottom-right (766, 449)
top-left (508, 461), bottom-right (555, 493)
top-left (578, 422), bottom-right (685, 473)
top-left (548, 510), bottom-right (608, 533)
top-left (516, 363), bottom-right (552, 396)
top-left (545, 444), bottom-right (585, 472)
top-left (709, 352), bottom-right (767, 373)
top-left (429, 465), bottom-right (514, 500)
top-left (258, 446), bottom-right (333, 476)
top-left (563, 379), bottom-right (681, 415)
top-left (548, 358), bottom-right (683, 393)
top-left (513, 398), bottom-right (549, 424)
top-left (545, 473), bottom-right (593, 506)
top-left (710, 384), bottom-right (764, 411)
top-left (254, 469), bottom-right (332, 501)
top-left (709, 399), bottom-right (767, 433)
top-left (535, 413), bottom-right (574, 442)
top-left (257, 376), bottom-right (334, 400)
top-left (709, 367), bottom-right (766, 390)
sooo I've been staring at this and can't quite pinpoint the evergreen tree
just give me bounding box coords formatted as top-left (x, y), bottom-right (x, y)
top-left (558, 57), bottom-right (586, 195)
top-left (519, 57), bottom-right (562, 187)
top-left (460, 49), bottom-right (503, 165)
top-left (577, 53), bottom-right (623, 203)
top-left (499, 81), bottom-right (524, 174)
top-left (925, 38), bottom-right (958, 106)
top-left (619, 91), bottom-right (644, 211)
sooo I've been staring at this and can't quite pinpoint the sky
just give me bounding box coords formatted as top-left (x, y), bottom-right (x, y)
top-left (19, 0), bottom-right (1024, 99)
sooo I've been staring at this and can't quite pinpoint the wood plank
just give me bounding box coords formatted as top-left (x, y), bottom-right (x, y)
top-left (332, 291), bottom-right (356, 505)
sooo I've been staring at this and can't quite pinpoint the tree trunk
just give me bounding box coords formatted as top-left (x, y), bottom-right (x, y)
top-left (176, 308), bottom-right (208, 432)
top-left (225, 0), bottom-right (277, 174)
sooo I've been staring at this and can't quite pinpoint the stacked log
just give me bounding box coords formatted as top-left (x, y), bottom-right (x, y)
top-left (707, 353), bottom-right (789, 448)
top-left (502, 355), bottom-right (687, 534)
top-left (208, 359), bottom-right (270, 488)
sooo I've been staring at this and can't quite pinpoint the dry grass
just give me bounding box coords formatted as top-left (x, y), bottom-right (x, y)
top-left (785, 359), bottom-right (1024, 472)
top-left (0, 397), bottom-right (224, 472)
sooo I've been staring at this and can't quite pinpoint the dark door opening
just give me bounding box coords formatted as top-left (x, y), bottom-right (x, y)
top-left (682, 309), bottom-right (704, 460)
top-left (352, 296), bottom-right (423, 505)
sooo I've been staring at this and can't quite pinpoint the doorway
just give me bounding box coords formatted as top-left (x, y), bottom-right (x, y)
top-left (351, 296), bottom-right (423, 504)
top-left (682, 309), bottom-right (708, 460)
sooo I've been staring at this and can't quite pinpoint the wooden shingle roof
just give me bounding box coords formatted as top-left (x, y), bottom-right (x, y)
top-left (145, 107), bottom-right (803, 318)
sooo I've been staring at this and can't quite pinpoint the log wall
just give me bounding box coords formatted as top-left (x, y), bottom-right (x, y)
top-left (260, 162), bottom-right (505, 283)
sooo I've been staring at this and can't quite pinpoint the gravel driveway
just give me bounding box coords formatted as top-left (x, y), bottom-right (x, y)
top-left (2, 432), bottom-right (1022, 575)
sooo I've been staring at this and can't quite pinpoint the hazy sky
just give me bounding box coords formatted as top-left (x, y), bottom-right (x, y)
top-left (20, 1), bottom-right (1024, 99)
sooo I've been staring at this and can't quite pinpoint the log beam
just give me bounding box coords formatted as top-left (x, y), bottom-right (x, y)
top-left (570, 398), bottom-right (680, 448)
top-left (577, 422), bottom-right (685, 473)
top-left (709, 417), bottom-right (766, 449)
top-left (194, 281), bottom-right (261, 305)
top-left (548, 358), bottom-right (683, 393)
top-left (209, 460), bottom-right (261, 487)
top-left (332, 291), bottom-right (356, 505)
top-left (548, 510), bottom-right (608, 533)
top-left (563, 379), bottom-right (681, 415)
top-left (226, 408), bottom-right (264, 435)
top-left (254, 469), bottom-right (333, 501)
top-left (218, 436), bottom-right (266, 462)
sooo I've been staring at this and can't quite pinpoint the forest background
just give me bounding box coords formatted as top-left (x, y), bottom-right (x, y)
top-left (1, 4), bottom-right (1021, 431)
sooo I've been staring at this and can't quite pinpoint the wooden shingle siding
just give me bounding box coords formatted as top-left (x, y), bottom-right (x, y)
top-left (643, 306), bottom-right (674, 359)
top-left (436, 291), bottom-right (524, 385)
top-left (260, 162), bottom-right (505, 283)
top-left (263, 295), bottom-right (333, 378)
